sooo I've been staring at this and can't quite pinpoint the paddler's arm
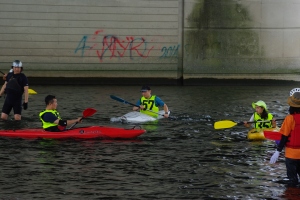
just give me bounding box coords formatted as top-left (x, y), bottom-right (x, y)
top-left (133, 106), bottom-right (141, 111)
top-left (2, 73), bottom-right (7, 81)
top-left (244, 114), bottom-right (254, 128)
top-left (270, 116), bottom-right (292, 164)
top-left (0, 81), bottom-right (7, 97)
top-left (133, 99), bottom-right (143, 111)
top-left (155, 96), bottom-right (169, 118)
top-left (53, 117), bottom-right (82, 126)
top-left (276, 135), bottom-right (289, 152)
top-left (271, 118), bottom-right (277, 128)
top-left (66, 118), bottom-right (82, 126)
top-left (24, 86), bottom-right (29, 103)
top-left (163, 103), bottom-right (169, 118)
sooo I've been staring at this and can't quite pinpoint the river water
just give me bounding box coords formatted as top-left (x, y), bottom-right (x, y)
top-left (0, 85), bottom-right (299, 199)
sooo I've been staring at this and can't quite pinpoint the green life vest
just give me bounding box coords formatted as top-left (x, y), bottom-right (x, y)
top-left (140, 95), bottom-right (159, 117)
top-left (39, 110), bottom-right (61, 129)
top-left (253, 112), bottom-right (273, 128)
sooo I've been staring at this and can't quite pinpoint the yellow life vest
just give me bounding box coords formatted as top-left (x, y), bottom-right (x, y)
top-left (39, 110), bottom-right (61, 129)
top-left (140, 95), bottom-right (159, 117)
top-left (253, 112), bottom-right (273, 128)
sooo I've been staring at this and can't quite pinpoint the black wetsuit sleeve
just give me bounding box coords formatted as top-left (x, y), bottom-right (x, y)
top-left (20, 74), bottom-right (29, 87)
top-left (276, 135), bottom-right (289, 152)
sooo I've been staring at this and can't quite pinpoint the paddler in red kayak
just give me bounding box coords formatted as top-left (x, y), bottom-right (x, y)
top-left (243, 100), bottom-right (276, 128)
top-left (39, 95), bottom-right (82, 132)
top-left (269, 88), bottom-right (300, 186)
top-left (133, 85), bottom-right (169, 118)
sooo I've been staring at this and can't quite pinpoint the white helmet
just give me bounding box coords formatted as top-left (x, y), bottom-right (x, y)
top-left (12, 60), bottom-right (22, 67)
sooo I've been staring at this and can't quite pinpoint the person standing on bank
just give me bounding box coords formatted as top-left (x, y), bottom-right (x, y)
top-left (39, 95), bottom-right (82, 132)
top-left (270, 88), bottom-right (300, 186)
top-left (133, 85), bottom-right (169, 118)
top-left (0, 60), bottom-right (28, 120)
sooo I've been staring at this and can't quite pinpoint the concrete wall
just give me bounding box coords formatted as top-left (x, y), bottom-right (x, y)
top-left (184, 0), bottom-right (300, 82)
top-left (0, 0), bottom-right (182, 82)
top-left (0, 0), bottom-right (299, 84)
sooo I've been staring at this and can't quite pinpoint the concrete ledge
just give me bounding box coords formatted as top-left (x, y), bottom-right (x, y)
top-left (183, 78), bottom-right (299, 86)
top-left (28, 77), bottom-right (181, 86)
top-left (27, 76), bottom-right (299, 86)
top-left (183, 73), bottom-right (300, 86)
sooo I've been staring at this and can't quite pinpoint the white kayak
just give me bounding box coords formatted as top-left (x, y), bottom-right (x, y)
top-left (111, 111), bottom-right (170, 123)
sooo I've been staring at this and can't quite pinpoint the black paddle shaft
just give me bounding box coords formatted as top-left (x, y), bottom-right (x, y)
top-left (110, 95), bottom-right (139, 107)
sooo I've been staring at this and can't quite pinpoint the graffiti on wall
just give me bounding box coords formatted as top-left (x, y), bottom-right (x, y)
top-left (74, 29), bottom-right (180, 62)
top-left (160, 45), bottom-right (180, 58)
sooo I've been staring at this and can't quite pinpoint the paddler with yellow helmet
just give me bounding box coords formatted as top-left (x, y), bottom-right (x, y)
top-left (270, 88), bottom-right (300, 186)
top-left (243, 100), bottom-right (276, 128)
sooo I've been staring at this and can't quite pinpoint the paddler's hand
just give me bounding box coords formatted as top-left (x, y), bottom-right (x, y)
top-left (243, 121), bottom-right (250, 127)
top-left (23, 102), bottom-right (28, 110)
top-left (140, 105), bottom-right (145, 110)
top-left (77, 117), bottom-right (82, 123)
top-left (164, 112), bottom-right (169, 118)
top-left (271, 118), bottom-right (277, 128)
top-left (270, 151), bottom-right (280, 164)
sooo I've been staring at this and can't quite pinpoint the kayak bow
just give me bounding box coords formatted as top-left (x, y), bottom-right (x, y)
top-left (28, 88), bottom-right (37, 95)
top-left (118, 111), bottom-right (170, 123)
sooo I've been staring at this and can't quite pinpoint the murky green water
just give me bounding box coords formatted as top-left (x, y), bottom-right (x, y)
top-left (0, 85), bottom-right (299, 199)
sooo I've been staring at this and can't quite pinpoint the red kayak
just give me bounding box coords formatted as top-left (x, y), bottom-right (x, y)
top-left (0, 126), bottom-right (146, 139)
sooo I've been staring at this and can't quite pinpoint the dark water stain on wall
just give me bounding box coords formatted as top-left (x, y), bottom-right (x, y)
top-left (185, 0), bottom-right (261, 71)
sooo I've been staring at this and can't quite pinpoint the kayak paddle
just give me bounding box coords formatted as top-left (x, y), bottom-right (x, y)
top-left (214, 120), bottom-right (243, 129)
top-left (214, 119), bottom-right (284, 129)
top-left (110, 95), bottom-right (173, 119)
top-left (68, 108), bottom-right (97, 130)
top-left (263, 130), bottom-right (282, 141)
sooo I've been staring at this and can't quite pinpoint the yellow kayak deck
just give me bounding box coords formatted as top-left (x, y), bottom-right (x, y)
top-left (247, 127), bottom-right (280, 140)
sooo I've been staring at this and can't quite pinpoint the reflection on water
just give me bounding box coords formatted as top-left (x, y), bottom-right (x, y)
top-left (0, 85), bottom-right (299, 199)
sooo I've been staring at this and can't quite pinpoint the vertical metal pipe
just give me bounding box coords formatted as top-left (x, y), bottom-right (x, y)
top-left (177, 0), bottom-right (184, 85)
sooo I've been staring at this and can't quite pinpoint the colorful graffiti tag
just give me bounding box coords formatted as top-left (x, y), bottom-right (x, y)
top-left (75, 30), bottom-right (154, 62)
top-left (75, 30), bottom-right (180, 61)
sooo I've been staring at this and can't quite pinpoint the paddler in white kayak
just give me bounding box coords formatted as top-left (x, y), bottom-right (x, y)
top-left (133, 85), bottom-right (169, 118)
top-left (39, 95), bottom-right (82, 132)
top-left (243, 100), bottom-right (276, 128)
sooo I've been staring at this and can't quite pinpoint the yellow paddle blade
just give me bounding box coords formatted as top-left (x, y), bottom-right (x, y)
top-left (28, 88), bottom-right (37, 95)
top-left (214, 120), bottom-right (238, 129)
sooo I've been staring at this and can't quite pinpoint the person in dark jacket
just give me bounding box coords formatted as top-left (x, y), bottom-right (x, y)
top-left (0, 60), bottom-right (29, 120)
